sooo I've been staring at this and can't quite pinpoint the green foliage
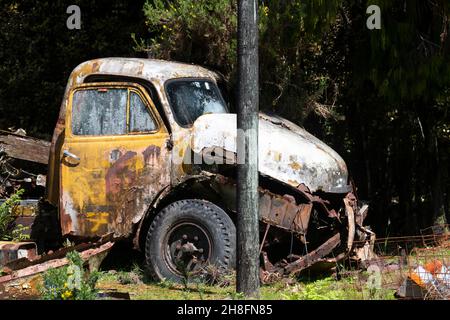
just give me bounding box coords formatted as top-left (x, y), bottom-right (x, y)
top-left (40, 250), bottom-right (100, 300)
top-left (282, 277), bottom-right (348, 300)
top-left (157, 277), bottom-right (176, 289)
top-left (0, 189), bottom-right (29, 241)
top-left (140, 0), bottom-right (237, 76)
top-left (140, 0), bottom-right (343, 123)
top-left (354, 0), bottom-right (450, 103)
top-left (280, 276), bottom-right (395, 300)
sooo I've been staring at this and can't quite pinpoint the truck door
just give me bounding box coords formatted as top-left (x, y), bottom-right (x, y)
top-left (60, 83), bottom-right (170, 238)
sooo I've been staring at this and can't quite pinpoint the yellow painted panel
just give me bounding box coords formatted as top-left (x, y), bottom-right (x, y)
top-left (60, 83), bottom-right (170, 238)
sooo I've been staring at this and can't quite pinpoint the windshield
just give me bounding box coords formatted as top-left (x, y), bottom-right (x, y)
top-left (166, 79), bottom-right (228, 127)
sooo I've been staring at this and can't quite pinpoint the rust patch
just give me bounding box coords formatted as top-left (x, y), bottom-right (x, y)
top-left (106, 151), bottom-right (137, 197)
top-left (142, 145), bottom-right (161, 165)
top-left (289, 161), bottom-right (302, 171)
top-left (92, 61), bottom-right (100, 73)
top-left (212, 174), bottom-right (312, 235)
top-left (259, 191), bottom-right (312, 235)
top-left (103, 144), bottom-right (169, 238)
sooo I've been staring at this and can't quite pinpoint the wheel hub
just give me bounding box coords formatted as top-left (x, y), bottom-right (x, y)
top-left (164, 223), bottom-right (212, 275)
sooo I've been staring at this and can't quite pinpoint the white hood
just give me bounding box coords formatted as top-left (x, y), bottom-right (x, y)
top-left (190, 113), bottom-right (351, 193)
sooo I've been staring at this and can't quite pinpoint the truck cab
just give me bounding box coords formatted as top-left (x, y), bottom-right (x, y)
top-left (40, 58), bottom-right (371, 282)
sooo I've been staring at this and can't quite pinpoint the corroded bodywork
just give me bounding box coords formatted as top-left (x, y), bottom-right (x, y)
top-left (45, 58), bottom-right (362, 249)
top-left (191, 113), bottom-right (351, 193)
top-left (46, 58), bottom-right (218, 239)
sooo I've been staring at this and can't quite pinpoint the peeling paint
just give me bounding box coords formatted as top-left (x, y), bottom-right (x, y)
top-left (191, 113), bottom-right (352, 193)
top-left (47, 58), bottom-right (355, 244)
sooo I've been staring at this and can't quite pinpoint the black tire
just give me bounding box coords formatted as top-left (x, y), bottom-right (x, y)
top-left (145, 199), bottom-right (236, 283)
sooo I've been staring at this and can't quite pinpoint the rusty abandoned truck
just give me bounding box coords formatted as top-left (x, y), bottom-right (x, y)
top-left (0, 58), bottom-right (374, 283)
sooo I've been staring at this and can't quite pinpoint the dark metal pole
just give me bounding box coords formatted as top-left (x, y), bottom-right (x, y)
top-left (236, 0), bottom-right (260, 298)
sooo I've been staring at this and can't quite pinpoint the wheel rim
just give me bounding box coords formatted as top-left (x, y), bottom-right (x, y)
top-left (163, 221), bottom-right (212, 276)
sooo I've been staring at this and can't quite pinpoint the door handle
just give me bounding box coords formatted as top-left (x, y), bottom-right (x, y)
top-left (63, 150), bottom-right (80, 164)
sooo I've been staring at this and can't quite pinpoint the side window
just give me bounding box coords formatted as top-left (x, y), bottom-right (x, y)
top-left (72, 88), bottom-right (127, 135)
top-left (129, 92), bottom-right (157, 133)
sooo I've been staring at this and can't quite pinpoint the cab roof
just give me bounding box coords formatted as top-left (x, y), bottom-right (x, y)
top-left (71, 57), bottom-right (220, 85)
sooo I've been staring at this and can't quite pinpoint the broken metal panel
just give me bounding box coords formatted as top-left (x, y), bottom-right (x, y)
top-left (210, 174), bottom-right (312, 235)
top-left (190, 112), bottom-right (351, 194)
top-left (0, 242), bottom-right (37, 267)
top-left (344, 196), bottom-right (356, 251)
top-left (210, 173), bottom-right (373, 276)
top-left (259, 192), bottom-right (312, 234)
top-left (284, 233), bottom-right (341, 275)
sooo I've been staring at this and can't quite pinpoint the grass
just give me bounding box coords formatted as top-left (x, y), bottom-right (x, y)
top-left (1, 262), bottom-right (397, 300)
top-left (95, 267), bottom-right (396, 300)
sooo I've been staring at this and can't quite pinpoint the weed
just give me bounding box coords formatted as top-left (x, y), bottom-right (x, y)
top-left (117, 270), bottom-right (142, 285)
top-left (281, 277), bottom-right (363, 300)
top-left (228, 291), bottom-right (245, 300)
top-left (157, 277), bottom-right (176, 289)
top-left (40, 250), bottom-right (100, 300)
top-left (63, 239), bottom-right (74, 248)
top-left (198, 264), bottom-right (234, 287)
top-left (0, 189), bottom-right (29, 241)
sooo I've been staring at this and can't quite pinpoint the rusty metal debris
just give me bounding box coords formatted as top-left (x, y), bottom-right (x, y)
top-left (209, 174), bottom-right (373, 281)
top-left (333, 225), bottom-right (450, 300)
top-left (284, 233), bottom-right (341, 275)
top-left (0, 242), bottom-right (37, 267)
top-left (0, 241), bottom-right (114, 285)
top-left (0, 130), bottom-right (48, 198)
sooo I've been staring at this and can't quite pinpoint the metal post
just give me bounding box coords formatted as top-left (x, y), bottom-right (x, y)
top-left (236, 0), bottom-right (260, 298)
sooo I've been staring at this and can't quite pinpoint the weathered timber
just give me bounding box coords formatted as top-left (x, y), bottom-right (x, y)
top-left (0, 130), bottom-right (50, 165)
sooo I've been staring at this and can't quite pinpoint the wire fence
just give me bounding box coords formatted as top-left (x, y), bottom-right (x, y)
top-left (337, 224), bottom-right (450, 300)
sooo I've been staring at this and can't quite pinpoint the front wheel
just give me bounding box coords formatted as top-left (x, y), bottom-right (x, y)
top-left (145, 199), bottom-right (236, 282)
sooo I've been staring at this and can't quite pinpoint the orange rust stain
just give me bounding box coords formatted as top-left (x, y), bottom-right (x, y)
top-left (289, 161), bottom-right (302, 170)
top-left (92, 61), bottom-right (100, 73)
top-left (287, 179), bottom-right (300, 186)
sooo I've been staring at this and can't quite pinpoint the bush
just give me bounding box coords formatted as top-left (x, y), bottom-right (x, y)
top-left (140, 0), bottom-right (237, 77)
top-left (0, 189), bottom-right (29, 241)
top-left (40, 251), bottom-right (100, 300)
top-left (139, 0), bottom-right (343, 123)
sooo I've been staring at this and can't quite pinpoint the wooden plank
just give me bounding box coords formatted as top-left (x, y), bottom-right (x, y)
top-left (0, 130), bottom-right (50, 165)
